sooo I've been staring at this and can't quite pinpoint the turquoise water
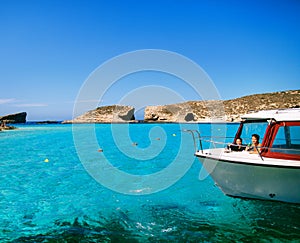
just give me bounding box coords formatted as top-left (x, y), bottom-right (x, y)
top-left (1, 123), bottom-right (300, 242)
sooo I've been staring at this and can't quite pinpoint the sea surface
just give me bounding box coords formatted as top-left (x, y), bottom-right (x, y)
top-left (0, 123), bottom-right (300, 242)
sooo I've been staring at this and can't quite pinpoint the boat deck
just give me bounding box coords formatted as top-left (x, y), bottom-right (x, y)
top-left (195, 148), bottom-right (300, 168)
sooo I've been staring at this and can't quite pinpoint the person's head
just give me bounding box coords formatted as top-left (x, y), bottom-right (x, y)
top-left (251, 134), bottom-right (260, 145)
top-left (236, 138), bottom-right (242, 145)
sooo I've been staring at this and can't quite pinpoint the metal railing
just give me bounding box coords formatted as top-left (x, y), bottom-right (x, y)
top-left (183, 130), bottom-right (300, 161)
top-left (183, 129), bottom-right (203, 153)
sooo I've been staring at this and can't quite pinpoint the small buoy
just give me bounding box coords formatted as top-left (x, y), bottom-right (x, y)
top-left (172, 133), bottom-right (176, 136)
top-left (98, 149), bottom-right (103, 152)
top-left (44, 158), bottom-right (49, 163)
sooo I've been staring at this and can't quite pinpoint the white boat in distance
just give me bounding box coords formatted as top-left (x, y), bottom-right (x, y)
top-left (188, 108), bottom-right (300, 204)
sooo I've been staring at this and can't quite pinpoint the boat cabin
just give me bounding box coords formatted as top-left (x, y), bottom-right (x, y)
top-left (234, 109), bottom-right (300, 161)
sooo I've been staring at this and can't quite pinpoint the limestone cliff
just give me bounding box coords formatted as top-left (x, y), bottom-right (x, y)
top-left (144, 101), bottom-right (224, 122)
top-left (63, 105), bottom-right (135, 123)
top-left (0, 112), bottom-right (27, 123)
top-left (223, 90), bottom-right (300, 121)
top-left (144, 90), bottom-right (300, 122)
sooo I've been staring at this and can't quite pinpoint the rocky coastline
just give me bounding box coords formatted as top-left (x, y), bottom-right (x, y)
top-left (144, 90), bottom-right (300, 122)
top-left (62, 89), bottom-right (299, 123)
top-left (2, 90), bottom-right (299, 125)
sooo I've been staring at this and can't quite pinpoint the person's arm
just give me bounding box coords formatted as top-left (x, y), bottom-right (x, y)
top-left (249, 143), bottom-right (261, 154)
top-left (257, 143), bottom-right (262, 153)
top-left (245, 143), bottom-right (251, 151)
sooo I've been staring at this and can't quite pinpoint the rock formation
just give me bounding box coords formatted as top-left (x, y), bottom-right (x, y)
top-left (144, 90), bottom-right (300, 122)
top-left (223, 90), bottom-right (300, 121)
top-left (144, 100), bottom-right (224, 122)
top-left (62, 90), bottom-right (299, 123)
top-left (0, 112), bottom-right (27, 123)
top-left (0, 123), bottom-right (16, 131)
top-left (63, 105), bottom-right (135, 123)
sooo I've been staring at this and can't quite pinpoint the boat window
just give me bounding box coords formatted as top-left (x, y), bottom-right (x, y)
top-left (240, 122), bottom-right (268, 145)
top-left (271, 125), bottom-right (300, 155)
top-left (290, 126), bottom-right (300, 146)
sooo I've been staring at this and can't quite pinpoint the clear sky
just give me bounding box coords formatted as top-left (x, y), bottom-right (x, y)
top-left (0, 0), bottom-right (299, 120)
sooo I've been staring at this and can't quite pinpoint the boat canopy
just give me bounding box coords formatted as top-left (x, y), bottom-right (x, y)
top-left (236, 109), bottom-right (300, 161)
top-left (241, 108), bottom-right (300, 122)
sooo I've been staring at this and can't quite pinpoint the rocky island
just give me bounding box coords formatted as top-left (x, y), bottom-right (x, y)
top-left (0, 112), bottom-right (27, 131)
top-left (63, 105), bottom-right (135, 123)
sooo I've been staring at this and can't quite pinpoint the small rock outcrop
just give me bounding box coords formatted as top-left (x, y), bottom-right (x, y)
top-left (144, 90), bottom-right (300, 122)
top-left (63, 105), bottom-right (135, 123)
top-left (0, 123), bottom-right (16, 131)
top-left (0, 112), bottom-right (27, 123)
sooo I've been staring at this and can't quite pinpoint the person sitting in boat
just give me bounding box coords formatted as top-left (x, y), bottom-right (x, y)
top-left (228, 138), bottom-right (245, 151)
top-left (246, 134), bottom-right (262, 154)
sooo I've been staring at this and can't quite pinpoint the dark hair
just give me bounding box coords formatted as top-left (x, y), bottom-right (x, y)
top-left (236, 137), bottom-right (243, 143)
top-left (252, 134), bottom-right (260, 141)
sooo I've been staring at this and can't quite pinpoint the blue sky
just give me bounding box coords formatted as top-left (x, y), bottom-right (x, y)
top-left (0, 0), bottom-right (299, 120)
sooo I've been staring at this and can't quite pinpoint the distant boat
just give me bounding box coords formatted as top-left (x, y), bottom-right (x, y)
top-left (188, 108), bottom-right (300, 204)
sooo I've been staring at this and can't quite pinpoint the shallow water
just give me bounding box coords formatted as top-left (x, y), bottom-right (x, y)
top-left (0, 123), bottom-right (299, 242)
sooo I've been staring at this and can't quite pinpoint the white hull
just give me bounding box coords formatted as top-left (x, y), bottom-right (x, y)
top-left (196, 149), bottom-right (300, 204)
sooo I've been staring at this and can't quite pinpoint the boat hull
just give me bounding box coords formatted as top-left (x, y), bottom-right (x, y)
top-left (196, 152), bottom-right (300, 204)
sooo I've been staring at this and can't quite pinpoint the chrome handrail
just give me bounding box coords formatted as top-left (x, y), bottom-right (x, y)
top-left (183, 129), bottom-right (203, 153)
top-left (184, 130), bottom-right (300, 160)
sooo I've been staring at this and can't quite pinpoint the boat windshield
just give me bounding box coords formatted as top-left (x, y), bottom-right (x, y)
top-left (240, 121), bottom-right (268, 145)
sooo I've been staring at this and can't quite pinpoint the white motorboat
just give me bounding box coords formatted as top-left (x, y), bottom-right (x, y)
top-left (189, 108), bottom-right (300, 204)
